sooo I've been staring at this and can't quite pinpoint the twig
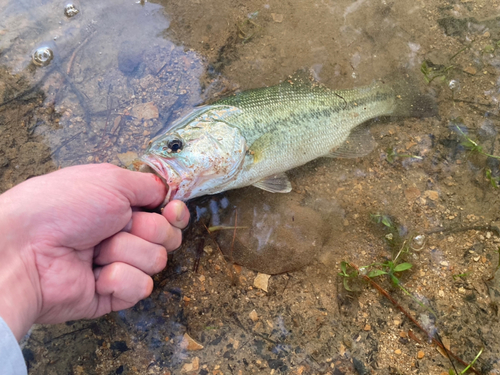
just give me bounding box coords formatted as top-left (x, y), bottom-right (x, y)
top-left (50, 131), bottom-right (83, 156)
top-left (426, 225), bottom-right (500, 237)
top-left (348, 262), bottom-right (481, 375)
top-left (67, 35), bottom-right (91, 75)
top-left (230, 210), bottom-right (237, 265)
top-left (192, 237), bottom-right (205, 273)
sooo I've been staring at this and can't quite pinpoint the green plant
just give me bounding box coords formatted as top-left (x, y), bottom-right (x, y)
top-left (452, 271), bottom-right (471, 280)
top-left (421, 60), bottom-right (454, 84)
top-left (370, 213), bottom-right (394, 228)
top-left (237, 13), bottom-right (261, 44)
top-left (455, 125), bottom-right (500, 160)
top-left (338, 261), bottom-right (358, 292)
top-left (486, 169), bottom-right (500, 188)
top-left (448, 347), bottom-right (483, 375)
top-left (483, 45), bottom-right (495, 54)
top-left (386, 147), bottom-right (423, 164)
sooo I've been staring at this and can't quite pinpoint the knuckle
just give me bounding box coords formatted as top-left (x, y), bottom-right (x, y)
top-left (144, 213), bottom-right (167, 242)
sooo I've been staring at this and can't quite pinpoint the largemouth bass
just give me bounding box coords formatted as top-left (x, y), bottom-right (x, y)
top-left (141, 72), bottom-right (434, 201)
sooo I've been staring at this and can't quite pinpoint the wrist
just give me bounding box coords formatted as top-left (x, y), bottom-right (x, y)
top-left (0, 193), bottom-right (41, 341)
top-left (0, 247), bottom-right (41, 341)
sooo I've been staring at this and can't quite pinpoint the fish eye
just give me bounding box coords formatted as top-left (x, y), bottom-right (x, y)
top-left (164, 139), bottom-right (183, 153)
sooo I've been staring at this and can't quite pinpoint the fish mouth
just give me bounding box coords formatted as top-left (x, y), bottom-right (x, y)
top-left (140, 154), bottom-right (181, 204)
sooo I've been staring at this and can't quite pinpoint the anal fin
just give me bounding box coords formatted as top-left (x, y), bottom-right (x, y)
top-left (253, 173), bottom-right (292, 193)
top-left (326, 125), bottom-right (377, 158)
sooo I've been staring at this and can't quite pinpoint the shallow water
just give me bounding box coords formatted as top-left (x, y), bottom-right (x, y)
top-left (2, 0), bottom-right (500, 374)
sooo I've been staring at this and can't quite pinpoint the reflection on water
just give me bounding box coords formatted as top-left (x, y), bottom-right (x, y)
top-left (0, 0), bottom-right (205, 171)
top-left (2, 0), bottom-right (500, 373)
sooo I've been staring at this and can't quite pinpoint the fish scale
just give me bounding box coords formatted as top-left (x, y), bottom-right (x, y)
top-left (215, 79), bottom-right (396, 191)
top-left (141, 73), bottom-right (430, 201)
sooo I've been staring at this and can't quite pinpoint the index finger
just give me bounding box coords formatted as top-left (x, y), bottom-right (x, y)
top-left (109, 166), bottom-right (167, 208)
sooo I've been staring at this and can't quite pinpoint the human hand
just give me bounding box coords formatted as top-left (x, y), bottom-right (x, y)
top-left (0, 164), bottom-right (190, 340)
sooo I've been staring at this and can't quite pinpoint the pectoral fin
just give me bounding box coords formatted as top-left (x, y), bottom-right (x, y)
top-left (326, 125), bottom-right (377, 158)
top-left (253, 173), bottom-right (292, 193)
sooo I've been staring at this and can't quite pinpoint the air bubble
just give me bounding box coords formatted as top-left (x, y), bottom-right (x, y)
top-left (32, 46), bottom-right (54, 67)
top-left (64, 2), bottom-right (80, 17)
top-left (448, 79), bottom-right (460, 91)
top-left (411, 234), bottom-right (426, 251)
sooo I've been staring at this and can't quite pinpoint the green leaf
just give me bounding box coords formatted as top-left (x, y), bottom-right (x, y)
top-left (368, 270), bottom-right (387, 278)
top-left (343, 278), bottom-right (353, 292)
top-left (341, 261), bottom-right (348, 275)
top-left (381, 216), bottom-right (392, 228)
top-left (394, 263), bottom-right (413, 272)
top-left (390, 274), bottom-right (400, 285)
top-left (484, 45), bottom-right (495, 53)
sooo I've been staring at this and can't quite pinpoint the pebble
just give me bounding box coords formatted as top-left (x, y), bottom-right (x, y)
top-left (181, 357), bottom-right (200, 373)
top-left (180, 333), bottom-right (203, 351)
top-left (394, 349), bottom-right (402, 355)
top-left (249, 309), bottom-right (259, 322)
top-left (131, 102), bottom-right (159, 120)
top-left (417, 350), bottom-right (425, 359)
top-left (458, 287), bottom-right (466, 294)
top-left (254, 273), bottom-right (271, 292)
top-left (271, 13), bottom-right (284, 22)
top-left (363, 324), bottom-right (371, 331)
top-left (424, 190), bottom-right (439, 201)
top-left (463, 66), bottom-right (477, 75)
top-left (440, 261), bottom-right (449, 267)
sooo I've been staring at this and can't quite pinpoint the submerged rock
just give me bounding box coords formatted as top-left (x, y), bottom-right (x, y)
top-left (118, 41), bottom-right (144, 75)
top-left (213, 191), bottom-right (338, 274)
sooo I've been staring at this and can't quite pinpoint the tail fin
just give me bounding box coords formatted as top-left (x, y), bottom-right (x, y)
top-left (384, 72), bottom-right (438, 118)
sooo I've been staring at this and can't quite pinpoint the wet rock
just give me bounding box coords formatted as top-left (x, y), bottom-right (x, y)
top-left (118, 41), bottom-right (144, 75)
top-left (180, 333), bottom-right (203, 351)
top-left (214, 191), bottom-right (333, 274)
top-left (116, 151), bottom-right (138, 166)
top-left (249, 310), bottom-right (258, 322)
top-left (253, 273), bottom-right (270, 291)
top-left (404, 186), bottom-right (421, 201)
top-left (424, 190), bottom-right (439, 201)
top-left (180, 357), bottom-right (199, 373)
top-left (437, 17), bottom-right (470, 37)
top-left (271, 13), bottom-right (284, 23)
top-left (130, 102), bottom-right (159, 120)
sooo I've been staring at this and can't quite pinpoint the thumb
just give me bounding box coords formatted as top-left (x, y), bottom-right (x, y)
top-left (110, 166), bottom-right (167, 208)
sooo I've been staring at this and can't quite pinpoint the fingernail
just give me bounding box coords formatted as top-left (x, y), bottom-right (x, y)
top-left (175, 203), bottom-right (186, 222)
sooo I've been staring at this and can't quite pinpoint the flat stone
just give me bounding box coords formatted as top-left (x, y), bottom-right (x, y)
top-left (215, 192), bottom-right (333, 274)
top-left (424, 190), bottom-right (439, 201)
top-left (404, 186), bottom-right (421, 201)
top-left (131, 102), bottom-right (159, 120)
top-left (253, 273), bottom-right (271, 292)
top-left (180, 333), bottom-right (203, 351)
